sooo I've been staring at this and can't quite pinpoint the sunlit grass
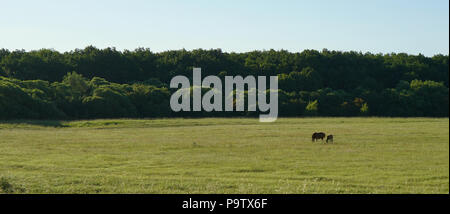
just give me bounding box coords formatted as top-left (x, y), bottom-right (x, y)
top-left (0, 117), bottom-right (448, 193)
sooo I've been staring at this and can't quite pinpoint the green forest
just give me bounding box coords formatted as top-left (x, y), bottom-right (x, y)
top-left (0, 46), bottom-right (448, 120)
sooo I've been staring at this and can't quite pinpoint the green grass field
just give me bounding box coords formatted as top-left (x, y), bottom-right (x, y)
top-left (0, 118), bottom-right (448, 194)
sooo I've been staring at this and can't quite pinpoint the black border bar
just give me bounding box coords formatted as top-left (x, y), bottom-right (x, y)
top-left (0, 194), bottom-right (448, 212)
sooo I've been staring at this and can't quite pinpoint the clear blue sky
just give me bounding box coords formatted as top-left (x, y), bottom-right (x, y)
top-left (1, 0), bottom-right (448, 56)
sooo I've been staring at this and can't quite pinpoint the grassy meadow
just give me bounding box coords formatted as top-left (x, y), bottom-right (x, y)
top-left (0, 117), bottom-right (448, 194)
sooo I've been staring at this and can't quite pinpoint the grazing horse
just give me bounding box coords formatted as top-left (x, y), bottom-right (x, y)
top-left (326, 135), bottom-right (334, 143)
top-left (312, 132), bottom-right (326, 142)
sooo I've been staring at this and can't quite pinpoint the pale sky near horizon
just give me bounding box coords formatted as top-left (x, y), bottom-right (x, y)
top-left (1, 0), bottom-right (448, 56)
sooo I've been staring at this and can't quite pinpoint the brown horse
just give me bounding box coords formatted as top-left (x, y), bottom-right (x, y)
top-left (312, 132), bottom-right (326, 142)
top-left (326, 135), bottom-right (334, 143)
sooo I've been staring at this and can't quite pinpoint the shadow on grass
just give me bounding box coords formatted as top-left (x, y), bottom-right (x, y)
top-left (0, 120), bottom-right (68, 127)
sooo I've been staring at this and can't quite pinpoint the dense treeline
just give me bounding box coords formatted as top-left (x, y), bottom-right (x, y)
top-left (0, 47), bottom-right (448, 119)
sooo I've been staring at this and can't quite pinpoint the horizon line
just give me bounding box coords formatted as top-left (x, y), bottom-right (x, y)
top-left (1, 46), bottom-right (448, 57)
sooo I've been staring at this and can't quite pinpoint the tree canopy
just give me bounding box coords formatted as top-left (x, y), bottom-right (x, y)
top-left (0, 47), bottom-right (448, 119)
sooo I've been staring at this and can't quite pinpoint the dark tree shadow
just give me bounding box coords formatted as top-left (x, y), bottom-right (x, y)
top-left (0, 120), bottom-right (68, 127)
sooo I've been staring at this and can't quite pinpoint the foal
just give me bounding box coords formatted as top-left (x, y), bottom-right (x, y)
top-left (326, 135), bottom-right (334, 143)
